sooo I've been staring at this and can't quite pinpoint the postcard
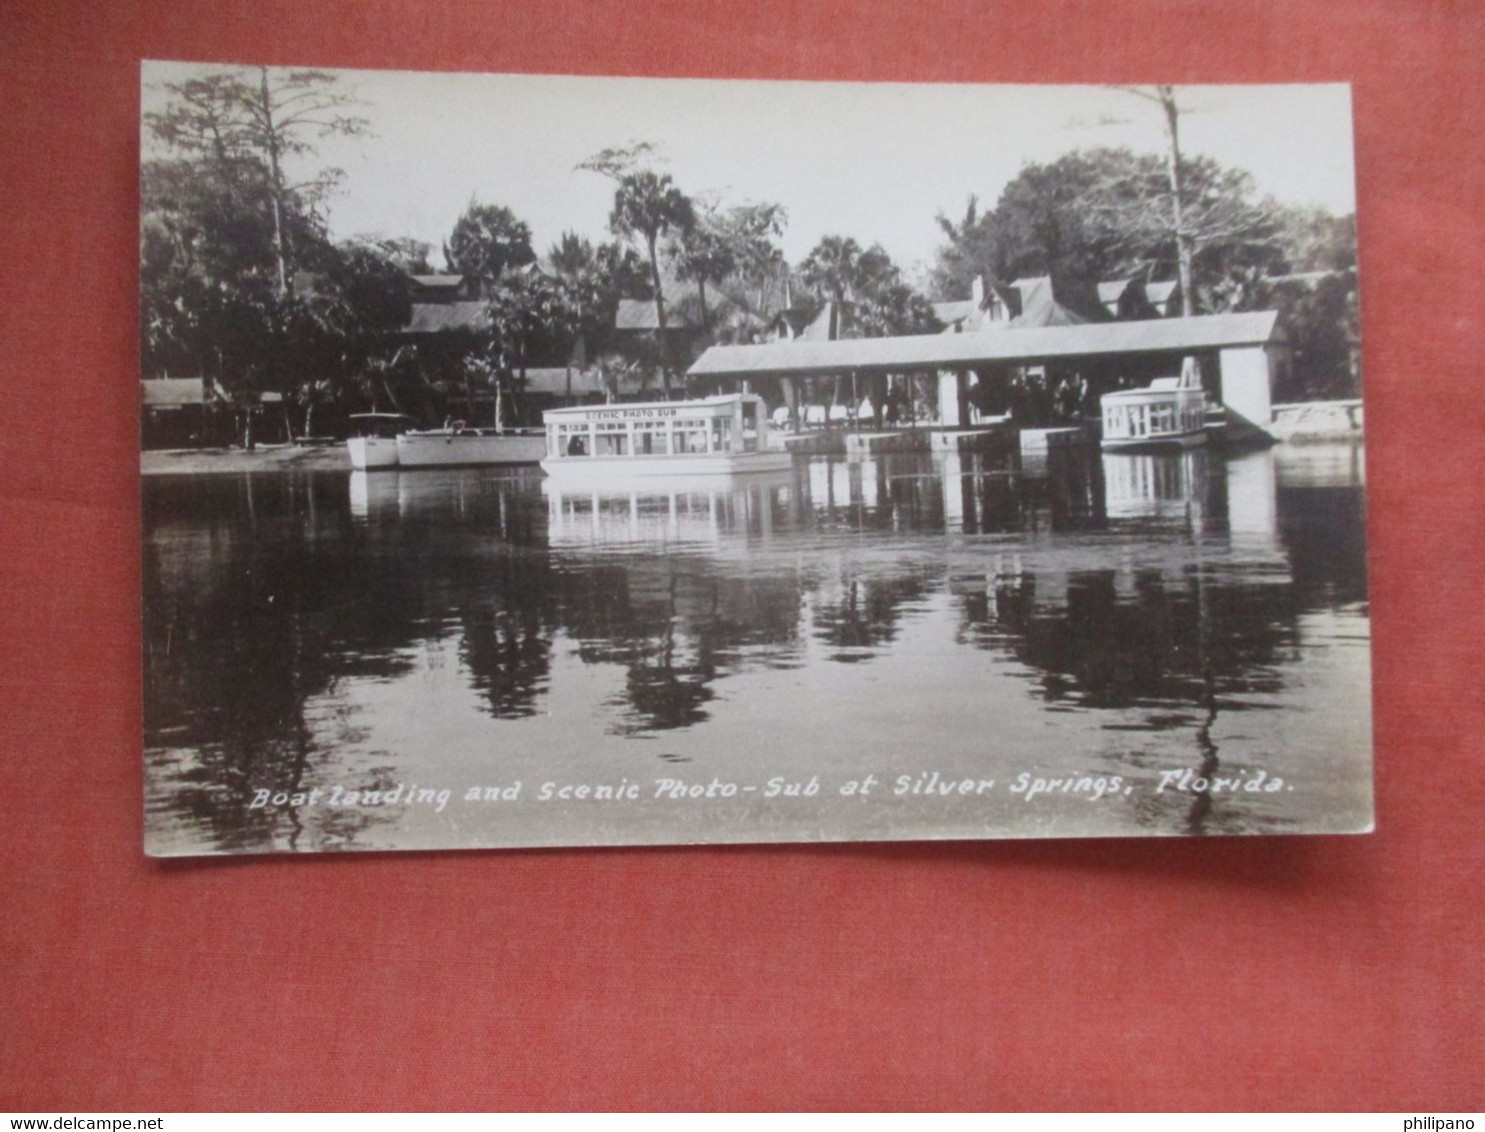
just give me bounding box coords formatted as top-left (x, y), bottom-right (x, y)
top-left (140, 64), bottom-right (1370, 854)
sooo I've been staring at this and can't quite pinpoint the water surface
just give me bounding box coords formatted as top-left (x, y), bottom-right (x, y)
top-left (143, 443), bottom-right (1371, 854)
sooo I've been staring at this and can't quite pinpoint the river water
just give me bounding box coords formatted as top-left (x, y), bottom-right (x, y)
top-left (142, 443), bottom-right (1371, 855)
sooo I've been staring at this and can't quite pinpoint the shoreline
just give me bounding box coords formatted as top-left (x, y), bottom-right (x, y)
top-left (142, 445), bottom-right (352, 476)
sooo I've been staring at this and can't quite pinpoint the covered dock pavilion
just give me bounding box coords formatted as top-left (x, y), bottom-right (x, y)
top-left (687, 310), bottom-right (1290, 440)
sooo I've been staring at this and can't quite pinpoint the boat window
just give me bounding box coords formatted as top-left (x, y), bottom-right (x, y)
top-left (632, 419), bottom-right (670, 456)
top-left (594, 421), bottom-right (629, 457)
top-left (711, 418), bottom-right (733, 453)
top-left (636, 428), bottom-right (669, 455)
top-left (556, 422), bottom-right (591, 457)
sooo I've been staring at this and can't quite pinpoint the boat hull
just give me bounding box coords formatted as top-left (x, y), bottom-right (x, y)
top-left (396, 431), bottom-right (546, 468)
top-left (346, 436), bottom-right (401, 470)
top-left (1100, 430), bottom-right (1207, 452)
top-left (540, 451), bottom-right (794, 482)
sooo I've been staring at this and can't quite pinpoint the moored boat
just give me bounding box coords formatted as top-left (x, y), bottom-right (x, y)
top-left (1100, 378), bottom-right (1208, 451)
top-left (348, 413), bottom-right (546, 469)
top-left (346, 413), bottom-right (414, 470)
top-left (395, 424), bottom-right (546, 468)
top-left (540, 393), bottom-right (793, 481)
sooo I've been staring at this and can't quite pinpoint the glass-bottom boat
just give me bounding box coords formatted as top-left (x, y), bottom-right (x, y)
top-left (541, 393), bottom-right (793, 482)
top-left (1099, 378), bottom-right (1208, 451)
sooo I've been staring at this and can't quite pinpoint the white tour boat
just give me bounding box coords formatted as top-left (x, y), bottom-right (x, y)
top-left (1100, 377), bottom-right (1208, 451)
top-left (540, 393), bottom-right (793, 481)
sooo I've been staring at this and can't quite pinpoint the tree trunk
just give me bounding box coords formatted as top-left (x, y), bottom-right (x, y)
top-left (1158, 85), bottom-right (1201, 389)
top-left (1158, 86), bottom-right (1195, 320)
top-left (647, 234), bottom-right (671, 397)
top-left (258, 68), bottom-right (290, 297)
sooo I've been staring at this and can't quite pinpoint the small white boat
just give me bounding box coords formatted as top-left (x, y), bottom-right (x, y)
top-left (540, 393), bottom-right (793, 481)
top-left (346, 413), bottom-right (414, 470)
top-left (1100, 378), bottom-right (1208, 451)
top-left (395, 424), bottom-right (546, 468)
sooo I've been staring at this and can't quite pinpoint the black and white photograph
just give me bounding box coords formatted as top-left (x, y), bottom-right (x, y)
top-left (140, 64), bottom-right (1370, 856)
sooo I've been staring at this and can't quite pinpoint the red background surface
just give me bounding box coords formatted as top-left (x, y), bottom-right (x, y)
top-left (2, 0), bottom-right (1482, 1112)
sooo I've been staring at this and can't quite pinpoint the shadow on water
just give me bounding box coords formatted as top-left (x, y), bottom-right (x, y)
top-left (144, 442), bottom-right (1369, 853)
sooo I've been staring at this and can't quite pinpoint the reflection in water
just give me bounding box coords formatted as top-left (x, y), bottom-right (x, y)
top-left (144, 443), bottom-right (1371, 853)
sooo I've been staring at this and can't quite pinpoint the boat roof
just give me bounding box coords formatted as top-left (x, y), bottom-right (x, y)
top-left (349, 412), bottom-right (415, 419)
top-left (1102, 383), bottom-right (1201, 401)
top-left (542, 393), bottom-right (763, 418)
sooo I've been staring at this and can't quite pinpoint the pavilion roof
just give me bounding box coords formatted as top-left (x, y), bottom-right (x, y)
top-left (688, 311), bottom-right (1283, 379)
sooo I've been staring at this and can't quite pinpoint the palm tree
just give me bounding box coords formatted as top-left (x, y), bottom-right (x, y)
top-left (446, 202), bottom-right (536, 291)
top-left (547, 231), bottom-right (605, 360)
top-left (669, 209), bottom-right (734, 333)
top-left (485, 264), bottom-right (557, 427)
top-left (609, 170), bottom-right (695, 395)
top-left (799, 235), bottom-right (864, 305)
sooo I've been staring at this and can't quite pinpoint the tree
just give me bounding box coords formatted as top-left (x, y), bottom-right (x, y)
top-left (668, 200), bottom-right (788, 334)
top-left (146, 66), bottom-right (367, 296)
top-left (798, 237), bottom-right (939, 337)
top-left (720, 202), bottom-right (788, 290)
top-left (928, 195), bottom-right (999, 301)
top-left (546, 231), bottom-right (608, 357)
top-left (668, 206), bottom-right (735, 330)
top-left (368, 236), bottom-right (436, 274)
top-left (445, 203), bottom-right (536, 289)
top-left (986, 150), bottom-right (1139, 283)
top-left (607, 170), bottom-right (696, 394)
top-left (929, 147), bottom-right (1282, 314)
top-left (483, 265), bottom-right (559, 427)
top-left (1083, 152), bottom-right (1282, 317)
top-left (718, 203), bottom-right (790, 338)
top-left (797, 237), bottom-right (938, 425)
top-left (799, 235), bottom-right (864, 304)
top-left (143, 66), bottom-right (381, 443)
top-left (305, 243), bottom-right (414, 430)
top-left (1243, 209), bottom-right (1360, 399)
top-left (1104, 86), bottom-right (1283, 321)
top-left (546, 232), bottom-right (645, 362)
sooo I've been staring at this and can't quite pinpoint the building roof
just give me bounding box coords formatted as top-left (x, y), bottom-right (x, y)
top-left (688, 311), bottom-right (1283, 379)
top-left (615, 295), bottom-right (704, 331)
top-left (1007, 276), bottom-right (1103, 328)
top-left (520, 367), bottom-right (607, 397)
top-left (411, 274), bottom-right (463, 288)
top-left (141, 377), bottom-right (216, 407)
top-left (931, 299), bottom-right (979, 327)
top-left (404, 301), bottom-right (488, 334)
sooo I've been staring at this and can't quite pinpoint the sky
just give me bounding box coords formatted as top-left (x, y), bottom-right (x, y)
top-left (141, 63), bottom-right (1357, 281)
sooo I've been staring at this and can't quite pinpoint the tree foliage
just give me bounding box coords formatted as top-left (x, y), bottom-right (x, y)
top-left (445, 203), bottom-right (537, 287)
top-left (799, 236), bottom-right (939, 337)
top-left (667, 200), bottom-right (788, 336)
top-left (141, 67), bottom-right (419, 437)
top-left (146, 67), bottom-right (366, 295)
top-left (598, 165), bottom-right (697, 393)
top-left (546, 232), bottom-right (648, 358)
top-left (930, 147), bottom-right (1283, 303)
